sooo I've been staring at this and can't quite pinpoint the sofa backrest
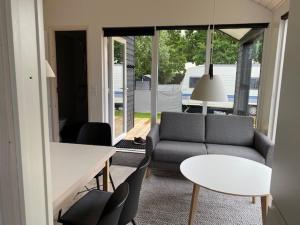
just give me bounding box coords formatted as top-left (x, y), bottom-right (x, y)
top-left (159, 112), bottom-right (205, 143)
top-left (206, 114), bottom-right (254, 146)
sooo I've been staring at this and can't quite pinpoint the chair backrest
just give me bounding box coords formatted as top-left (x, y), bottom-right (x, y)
top-left (77, 122), bottom-right (112, 146)
top-left (98, 182), bottom-right (129, 225)
top-left (118, 156), bottom-right (151, 225)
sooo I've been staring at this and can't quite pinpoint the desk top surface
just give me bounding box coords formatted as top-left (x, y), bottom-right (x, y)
top-left (50, 142), bottom-right (116, 208)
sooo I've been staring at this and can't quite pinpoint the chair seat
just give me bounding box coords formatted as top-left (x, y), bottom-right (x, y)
top-left (206, 144), bottom-right (266, 164)
top-left (60, 190), bottom-right (112, 225)
top-left (153, 140), bottom-right (207, 163)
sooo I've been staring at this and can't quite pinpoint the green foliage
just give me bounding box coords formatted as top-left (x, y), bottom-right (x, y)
top-left (114, 42), bottom-right (124, 63)
top-left (158, 31), bottom-right (187, 84)
top-left (212, 31), bottom-right (239, 64)
top-left (134, 36), bottom-right (152, 80)
top-left (252, 38), bottom-right (263, 63)
top-left (184, 30), bottom-right (207, 65)
top-left (135, 30), bottom-right (241, 84)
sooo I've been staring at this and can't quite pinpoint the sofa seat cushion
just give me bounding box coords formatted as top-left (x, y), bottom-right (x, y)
top-left (153, 141), bottom-right (207, 163)
top-left (160, 112), bottom-right (205, 142)
top-left (206, 114), bottom-right (254, 146)
top-left (206, 144), bottom-right (265, 164)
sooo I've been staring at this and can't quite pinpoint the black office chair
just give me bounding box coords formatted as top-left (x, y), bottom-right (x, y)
top-left (58, 182), bottom-right (129, 225)
top-left (76, 122), bottom-right (116, 191)
top-left (118, 156), bottom-right (151, 225)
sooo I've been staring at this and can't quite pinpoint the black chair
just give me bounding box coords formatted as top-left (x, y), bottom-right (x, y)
top-left (118, 156), bottom-right (151, 225)
top-left (76, 122), bottom-right (116, 191)
top-left (58, 182), bottom-right (129, 225)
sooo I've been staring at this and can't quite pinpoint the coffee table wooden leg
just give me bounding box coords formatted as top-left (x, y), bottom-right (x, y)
top-left (188, 184), bottom-right (200, 225)
top-left (103, 160), bottom-right (109, 192)
top-left (252, 196), bottom-right (256, 204)
top-left (261, 195), bottom-right (269, 225)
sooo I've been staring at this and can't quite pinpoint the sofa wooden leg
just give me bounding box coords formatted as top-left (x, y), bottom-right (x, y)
top-left (146, 167), bottom-right (152, 178)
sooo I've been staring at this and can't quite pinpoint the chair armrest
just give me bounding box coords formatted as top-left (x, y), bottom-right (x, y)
top-left (146, 124), bottom-right (160, 158)
top-left (254, 130), bottom-right (274, 167)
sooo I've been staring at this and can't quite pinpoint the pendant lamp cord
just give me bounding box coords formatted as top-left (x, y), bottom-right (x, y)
top-left (211, 0), bottom-right (216, 65)
top-left (209, 0), bottom-right (216, 79)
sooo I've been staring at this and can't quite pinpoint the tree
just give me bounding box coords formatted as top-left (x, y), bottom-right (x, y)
top-left (134, 36), bottom-right (152, 80)
top-left (184, 30), bottom-right (207, 65)
top-left (212, 31), bottom-right (239, 64)
top-left (252, 38), bottom-right (263, 63)
top-left (135, 31), bottom-right (187, 84)
top-left (158, 30), bottom-right (187, 84)
top-left (134, 29), bottom-right (241, 84)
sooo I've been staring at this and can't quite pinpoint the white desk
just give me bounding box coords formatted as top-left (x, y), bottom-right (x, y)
top-left (50, 142), bottom-right (116, 213)
top-left (180, 155), bottom-right (272, 225)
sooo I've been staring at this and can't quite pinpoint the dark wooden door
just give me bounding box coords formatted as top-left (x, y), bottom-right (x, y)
top-left (55, 31), bottom-right (88, 142)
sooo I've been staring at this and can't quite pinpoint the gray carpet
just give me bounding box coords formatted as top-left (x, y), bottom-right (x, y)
top-left (112, 152), bottom-right (145, 167)
top-left (136, 175), bottom-right (262, 225)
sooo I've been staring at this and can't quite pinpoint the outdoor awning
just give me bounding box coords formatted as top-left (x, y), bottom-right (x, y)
top-left (219, 28), bottom-right (252, 40)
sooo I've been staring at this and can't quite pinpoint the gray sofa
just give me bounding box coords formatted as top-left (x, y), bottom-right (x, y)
top-left (146, 112), bottom-right (274, 172)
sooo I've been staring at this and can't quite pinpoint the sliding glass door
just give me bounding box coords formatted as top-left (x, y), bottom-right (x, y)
top-left (108, 37), bottom-right (127, 143)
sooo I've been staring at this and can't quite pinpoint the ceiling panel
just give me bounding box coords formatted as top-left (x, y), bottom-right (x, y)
top-left (250, 0), bottom-right (287, 10)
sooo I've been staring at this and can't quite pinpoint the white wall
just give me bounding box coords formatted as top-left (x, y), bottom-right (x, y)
top-left (44, 0), bottom-right (272, 27)
top-left (256, 1), bottom-right (289, 133)
top-left (43, 0), bottom-right (273, 124)
top-left (269, 0), bottom-right (300, 224)
top-left (0, 0), bottom-right (52, 225)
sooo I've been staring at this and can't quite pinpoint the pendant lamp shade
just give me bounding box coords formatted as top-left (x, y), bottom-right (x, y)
top-left (191, 74), bottom-right (228, 102)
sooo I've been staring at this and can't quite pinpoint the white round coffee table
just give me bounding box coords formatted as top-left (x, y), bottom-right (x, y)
top-left (180, 155), bottom-right (272, 225)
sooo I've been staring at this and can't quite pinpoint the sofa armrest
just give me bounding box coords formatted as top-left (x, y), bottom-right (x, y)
top-left (254, 130), bottom-right (274, 167)
top-left (146, 124), bottom-right (160, 158)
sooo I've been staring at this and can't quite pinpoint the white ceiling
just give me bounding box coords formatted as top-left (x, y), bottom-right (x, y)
top-left (250, 0), bottom-right (287, 10)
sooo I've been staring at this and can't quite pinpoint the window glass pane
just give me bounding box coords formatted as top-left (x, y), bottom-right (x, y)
top-left (189, 77), bottom-right (200, 88)
top-left (113, 41), bottom-right (125, 138)
top-left (249, 36), bottom-right (264, 125)
top-left (158, 30), bottom-right (207, 116)
top-left (128, 36), bottom-right (152, 140)
top-left (211, 30), bottom-right (239, 113)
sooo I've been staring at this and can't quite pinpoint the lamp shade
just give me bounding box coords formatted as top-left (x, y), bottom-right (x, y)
top-left (46, 60), bottom-right (56, 78)
top-left (191, 74), bottom-right (228, 102)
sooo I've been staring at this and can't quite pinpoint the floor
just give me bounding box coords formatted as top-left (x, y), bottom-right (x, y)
top-left (54, 152), bottom-right (263, 225)
top-left (125, 117), bottom-right (151, 140)
top-left (56, 166), bottom-right (262, 225)
top-left (114, 113), bottom-right (125, 138)
top-left (115, 115), bottom-right (151, 140)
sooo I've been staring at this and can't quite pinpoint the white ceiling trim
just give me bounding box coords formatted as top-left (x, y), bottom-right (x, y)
top-left (250, 0), bottom-right (287, 10)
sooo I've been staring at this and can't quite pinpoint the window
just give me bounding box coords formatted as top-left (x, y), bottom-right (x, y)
top-left (155, 28), bottom-right (265, 117)
top-left (250, 77), bottom-right (260, 90)
top-left (233, 29), bottom-right (265, 125)
top-left (189, 77), bottom-right (200, 88)
top-left (157, 29), bottom-right (208, 116)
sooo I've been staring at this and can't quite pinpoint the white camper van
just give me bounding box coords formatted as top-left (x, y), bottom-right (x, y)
top-left (181, 64), bottom-right (260, 107)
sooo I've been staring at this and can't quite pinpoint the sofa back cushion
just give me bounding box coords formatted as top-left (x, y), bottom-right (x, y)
top-left (160, 112), bottom-right (205, 142)
top-left (206, 114), bottom-right (254, 146)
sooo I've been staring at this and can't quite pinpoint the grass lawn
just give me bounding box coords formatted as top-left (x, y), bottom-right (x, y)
top-left (134, 112), bottom-right (161, 119)
top-left (115, 111), bottom-right (161, 119)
